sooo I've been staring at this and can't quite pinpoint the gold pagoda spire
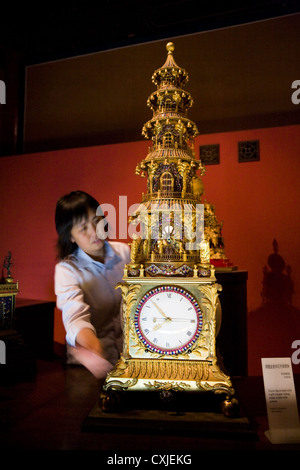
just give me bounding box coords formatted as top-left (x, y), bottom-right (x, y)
top-left (140, 42), bottom-right (200, 165)
top-left (101, 42), bottom-right (236, 415)
top-left (128, 43), bottom-right (210, 278)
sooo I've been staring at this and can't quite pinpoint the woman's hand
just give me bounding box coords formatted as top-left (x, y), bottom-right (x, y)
top-left (72, 328), bottom-right (113, 378)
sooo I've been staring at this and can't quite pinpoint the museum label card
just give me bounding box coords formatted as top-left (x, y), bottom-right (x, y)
top-left (262, 357), bottom-right (300, 444)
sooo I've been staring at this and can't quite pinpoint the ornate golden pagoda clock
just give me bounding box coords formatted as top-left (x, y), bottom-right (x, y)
top-left (100, 43), bottom-right (237, 415)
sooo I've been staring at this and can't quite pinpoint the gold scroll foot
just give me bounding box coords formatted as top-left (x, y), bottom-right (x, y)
top-left (99, 390), bottom-right (121, 413)
top-left (220, 395), bottom-right (239, 418)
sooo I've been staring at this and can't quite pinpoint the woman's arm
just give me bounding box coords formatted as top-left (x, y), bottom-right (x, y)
top-left (55, 262), bottom-right (113, 377)
top-left (54, 262), bottom-right (96, 347)
top-left (75, 327), bottom-right (103, 355)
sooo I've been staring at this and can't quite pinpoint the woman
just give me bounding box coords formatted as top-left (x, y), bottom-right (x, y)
top-left (54, 190), bottom-right (130, 377)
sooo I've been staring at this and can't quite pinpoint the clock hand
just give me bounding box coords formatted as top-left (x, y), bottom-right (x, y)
top-left (152, 317), bottom-right (172, 330)
top-left (152, 322), bottom-right (164, 331)
top-left (151, 300), bottom-right (170, 320)
top-left (168, 317), bottom-right (196, 322)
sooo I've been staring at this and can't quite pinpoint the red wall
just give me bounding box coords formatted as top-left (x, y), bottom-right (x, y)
top-left (0, 125), bottom-right (299, 375)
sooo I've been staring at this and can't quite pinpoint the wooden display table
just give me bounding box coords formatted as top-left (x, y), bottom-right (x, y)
top-left (15, 298), bottom-right (56, 360)
top-left (215, 270), bottom-right (248, 376)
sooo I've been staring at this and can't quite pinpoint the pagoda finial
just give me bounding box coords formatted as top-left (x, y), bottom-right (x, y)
top-left (166, 42), bottom-right (175, 54)
top-left (160, 41), bottom-right (179, 69)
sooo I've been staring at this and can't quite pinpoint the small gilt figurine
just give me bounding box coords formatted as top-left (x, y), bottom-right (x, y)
top-left (2, 251), bottom-right (14, 283)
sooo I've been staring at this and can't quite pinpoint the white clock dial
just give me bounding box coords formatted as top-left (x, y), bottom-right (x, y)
top-left (134, 286), bottom-right (202, 355)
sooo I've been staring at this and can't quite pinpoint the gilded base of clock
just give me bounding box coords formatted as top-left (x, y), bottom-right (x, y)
top-left (101, 355), bottom-right (236, 416)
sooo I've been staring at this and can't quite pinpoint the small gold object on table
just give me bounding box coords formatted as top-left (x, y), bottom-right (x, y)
top-left (0, 252), bottom-right (36, 383)
top-left (0, 251), bottom-right (18, 330)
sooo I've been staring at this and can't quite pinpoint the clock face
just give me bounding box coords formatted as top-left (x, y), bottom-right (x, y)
top-left (134, 286), bottom-right (202, 355)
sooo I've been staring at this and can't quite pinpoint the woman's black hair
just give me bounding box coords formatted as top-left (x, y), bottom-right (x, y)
top-left (55, 190), bottom-right (101, 260)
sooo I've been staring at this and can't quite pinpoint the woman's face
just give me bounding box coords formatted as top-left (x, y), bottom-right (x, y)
top-left (70, 208), bottom-right (105, 261)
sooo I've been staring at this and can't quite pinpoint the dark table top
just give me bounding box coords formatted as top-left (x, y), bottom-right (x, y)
top-left (0, 355), bottom-right (299, 455)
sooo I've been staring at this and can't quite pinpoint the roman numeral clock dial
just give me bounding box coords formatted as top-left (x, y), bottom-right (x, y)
top-left (135, 286), bottom-right (202, 355)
